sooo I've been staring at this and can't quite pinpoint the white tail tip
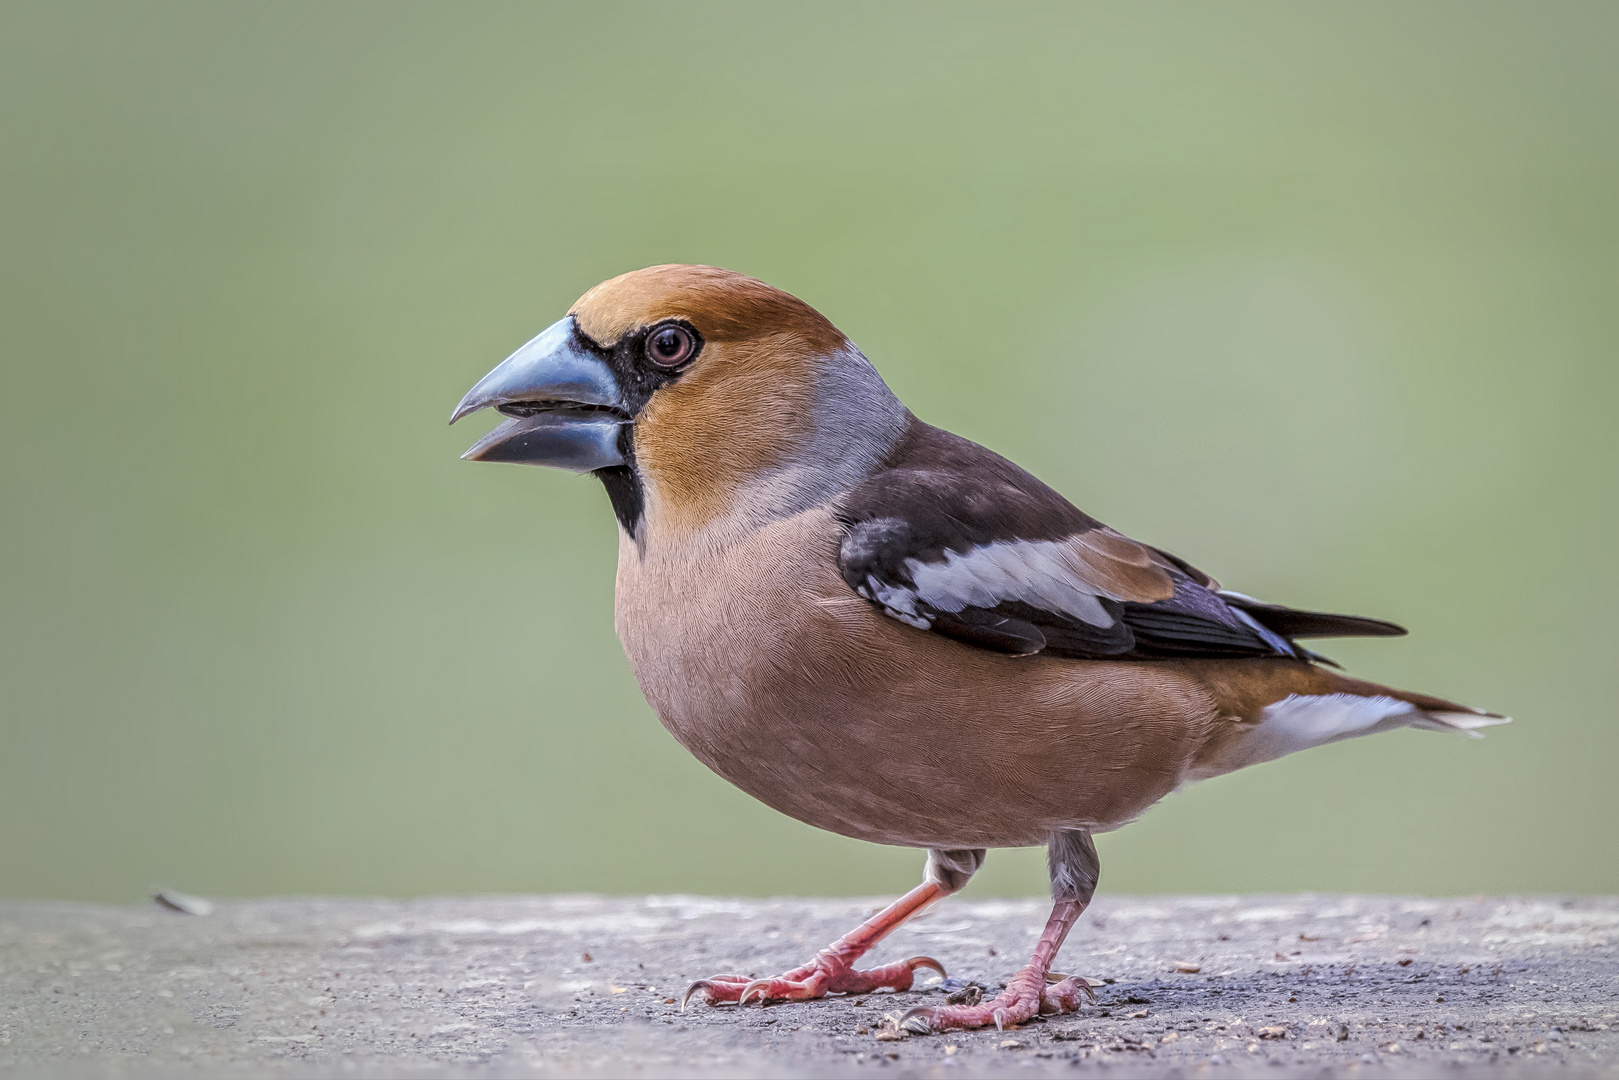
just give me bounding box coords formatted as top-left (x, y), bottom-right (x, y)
top-left (1409, 710), bottom-right (1512, 739)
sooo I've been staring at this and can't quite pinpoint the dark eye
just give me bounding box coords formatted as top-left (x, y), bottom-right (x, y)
top-left (646, 324), bottom-right (696, 368)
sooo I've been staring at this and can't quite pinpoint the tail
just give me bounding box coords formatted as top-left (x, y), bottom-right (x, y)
top-left (1187, 664), bottom-right (1511, 780)
top-left (1402, 701), bottom-right (1512, 739)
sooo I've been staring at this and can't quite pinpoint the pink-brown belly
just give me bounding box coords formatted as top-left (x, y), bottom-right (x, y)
top-left (614, 512), bottom-right (1218, 849)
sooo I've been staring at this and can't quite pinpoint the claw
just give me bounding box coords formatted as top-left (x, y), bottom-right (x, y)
top-left (993, 1007), bottom-right (1007, 1031)
top-left (737, 979), bottom-right (771, 1006)
top-left (680, 980), bottom-right (709, 1011)
top-left (897, 1006), bottom-right (934, 1035)
top-left (903, 955), bottom-right (947, 980)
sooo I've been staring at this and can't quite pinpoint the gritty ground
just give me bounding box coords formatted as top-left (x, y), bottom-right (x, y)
top-left (1, 894), bottom-right (1614, 1079)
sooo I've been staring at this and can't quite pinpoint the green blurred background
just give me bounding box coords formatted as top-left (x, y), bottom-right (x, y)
top-left (2, 3), bottom-right (1614, 904)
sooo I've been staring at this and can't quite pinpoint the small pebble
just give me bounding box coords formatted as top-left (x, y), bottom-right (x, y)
top-left (1174, 961), bottom-right (1201, 974)
top-left (999, 1039), bottom-right (1024, 1049)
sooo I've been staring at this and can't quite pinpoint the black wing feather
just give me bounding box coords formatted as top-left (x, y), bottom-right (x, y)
top-left (1219, 593), bottom-right (1407, 640)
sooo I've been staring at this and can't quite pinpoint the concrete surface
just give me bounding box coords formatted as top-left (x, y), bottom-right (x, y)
top-left (1, 894), bottom-right (1615, 1078)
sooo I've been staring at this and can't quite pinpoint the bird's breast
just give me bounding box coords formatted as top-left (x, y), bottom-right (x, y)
top-left (612, 507), bottom-right (1218, 849)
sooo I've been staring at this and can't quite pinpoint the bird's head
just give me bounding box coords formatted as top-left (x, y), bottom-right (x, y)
top-left (452, 265), bottom-right (907, 541)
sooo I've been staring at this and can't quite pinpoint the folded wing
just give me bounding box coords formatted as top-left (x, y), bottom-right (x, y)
top-left (836, 422), bottom-right (1404, 662)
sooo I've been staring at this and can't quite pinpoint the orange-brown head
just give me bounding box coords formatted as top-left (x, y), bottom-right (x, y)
top-left (451, 266), bottom-right (909, 541)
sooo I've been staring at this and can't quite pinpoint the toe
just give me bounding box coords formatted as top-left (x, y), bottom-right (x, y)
top-left (1038, 979), bottom-right (1076, 1015)
top-left (737, 976), bottom-right (824, 1005)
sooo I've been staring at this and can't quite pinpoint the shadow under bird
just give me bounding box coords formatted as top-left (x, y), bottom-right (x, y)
top-left (450, 264), bottom-right (1508, 1033)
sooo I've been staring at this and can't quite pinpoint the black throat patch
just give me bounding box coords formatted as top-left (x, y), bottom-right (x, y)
top-left (594, 466), bottom-right (643, 536)
top-left (593, 424), bottom-right (643, 536)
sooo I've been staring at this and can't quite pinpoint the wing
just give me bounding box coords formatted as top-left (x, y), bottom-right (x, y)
top-left (836, 422), bottom-right (1404, 662)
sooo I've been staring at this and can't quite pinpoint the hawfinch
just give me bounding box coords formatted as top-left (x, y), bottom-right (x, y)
top-left (451, 265), bottom-right (1506, 1034)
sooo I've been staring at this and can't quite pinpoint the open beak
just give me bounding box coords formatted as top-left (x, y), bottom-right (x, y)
top-left (449, 315), bottom-right (629, 471)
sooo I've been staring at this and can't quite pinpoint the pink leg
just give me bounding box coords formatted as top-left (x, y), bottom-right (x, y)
top-left (897, 898), bottom-right (1095, 1032)
top-left (683, 880), bottom-right (948, 1007)
top-left (898, 832), bottom-right (1104, 1033)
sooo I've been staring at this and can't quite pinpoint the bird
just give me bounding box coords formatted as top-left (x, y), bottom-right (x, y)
top-left (450, 264), bottom-right (1507, 1034)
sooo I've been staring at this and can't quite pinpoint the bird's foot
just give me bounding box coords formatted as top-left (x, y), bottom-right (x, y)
top-left (895, 967), bottom-right (1098, 1033)
top-left (683, 952), bottom-right (945, 1008)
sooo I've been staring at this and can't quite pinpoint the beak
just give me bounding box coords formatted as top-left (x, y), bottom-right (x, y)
top-left (450, 315), bottom-right (629, 472)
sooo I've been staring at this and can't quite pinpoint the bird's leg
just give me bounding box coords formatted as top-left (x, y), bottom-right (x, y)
top-left (683, 848), bottom-right (984, 1008)
top-left (898, 830), bottom-right (1101, 1033)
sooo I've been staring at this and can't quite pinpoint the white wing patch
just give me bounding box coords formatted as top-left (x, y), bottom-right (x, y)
top-left (859, 576), bottom-right (932, 629)
top-left (903, 540), bottom-right (1116, 628)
